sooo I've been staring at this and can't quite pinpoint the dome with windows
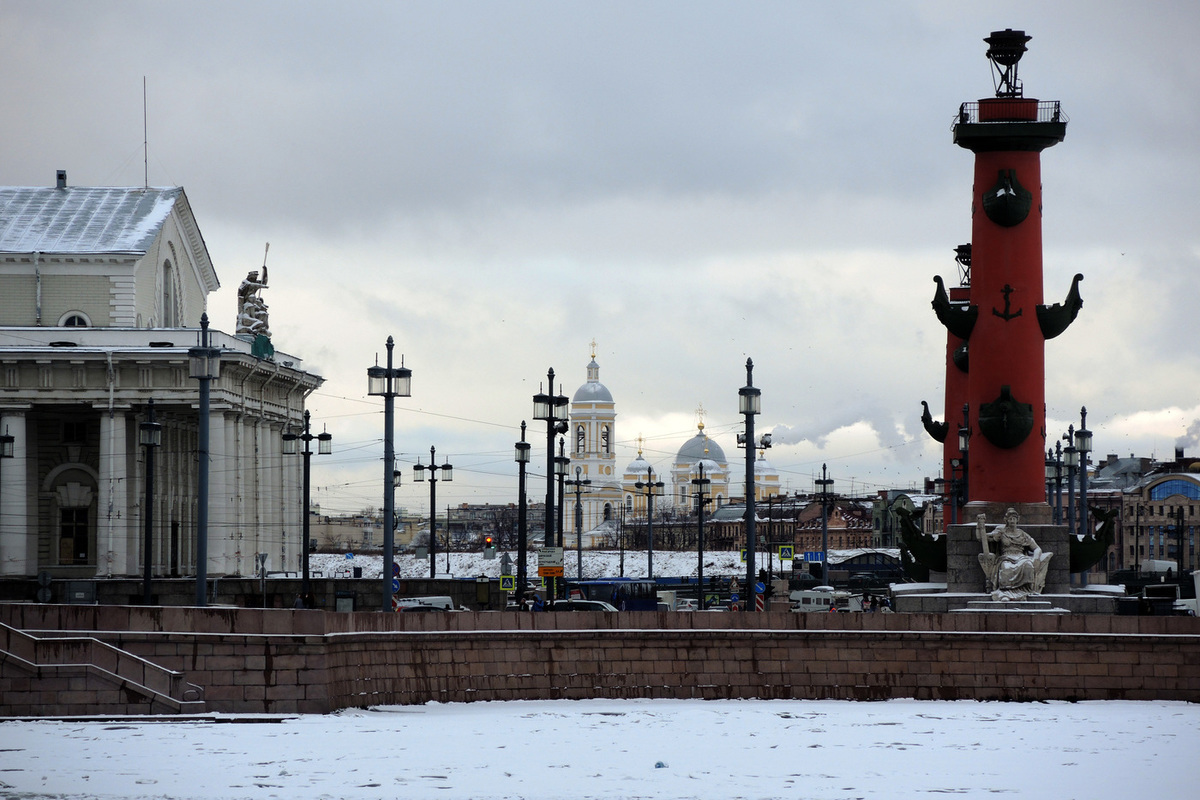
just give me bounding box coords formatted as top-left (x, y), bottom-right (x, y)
top-left (572, 358), bottom-right (613, 403)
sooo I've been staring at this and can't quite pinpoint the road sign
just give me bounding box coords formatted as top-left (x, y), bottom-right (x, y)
top-left (739, 548), bottom-right (747, 563)
top-left (392, 577), bottom-right (400, 593)
top-left (538, 565), bottom-right (564, 578)
top-left (705, 593), bottom-right (720, 607)
top-left (804, 551), bottom-right (824, 562)
top-left (778, 545), bottom-right (794, 560)
top-left (392, 561), bottom-right (401, 577)
top-left (755, 594), bottom-right (765, 612)
top-left (730, 593), bottom-right (740, 604)
top-left (500, 575), bottom-right (516, 592)
top-left (755, 581), bottom-right (766, 595)
top-left (345, 552), bottom-right (354, 560)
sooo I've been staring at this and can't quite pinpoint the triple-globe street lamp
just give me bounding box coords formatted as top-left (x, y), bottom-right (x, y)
top-left (282, 410), bottom-right (331, 605)
top-left (514, 422), bottom-right (531, 605)
top-left (691, 461), bottom-right (713, 608)
top-left (367, 335), bottom-right (412, 611)
top-left (634, 467), bottom-right (664, 580)
top-left (414, 447), bottom-right (452, 580)
top-left (187, 312), bottom-right (222, 607)
top-left (565, 466), bottom-right (592, 581)
top-left (533, 369), bottom-right (569, 596)
top-left (815, 464), bottom-right (834, 577)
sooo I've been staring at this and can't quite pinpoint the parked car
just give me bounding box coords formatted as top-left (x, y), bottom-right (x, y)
top-left (550, 599), bottom-right (619, 612)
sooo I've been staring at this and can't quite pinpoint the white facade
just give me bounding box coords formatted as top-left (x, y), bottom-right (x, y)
top-left (0, 178), bottom-right (321, 582)
top-left (567, 353), bottom-right (621, 532)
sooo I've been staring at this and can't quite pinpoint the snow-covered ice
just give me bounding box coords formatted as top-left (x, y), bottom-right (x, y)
top-left (1, 698), bottom-right (1195, 799)
top-left (308, 548), bottom-right (871, 582)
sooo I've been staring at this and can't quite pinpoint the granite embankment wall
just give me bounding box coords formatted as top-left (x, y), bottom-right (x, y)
top-left (2, 604), bottom-right (1197, 715)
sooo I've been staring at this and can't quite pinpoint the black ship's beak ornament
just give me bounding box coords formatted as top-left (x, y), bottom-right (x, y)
top-left (982, 169), bottom-right (1033, 227)
top-left (920, 400), bottom-right (950, 443)
top-left (932, 275), bottom-right (978, 340)
top-left (978, 385), bottom-right (1034, 449)
top-left (1037, 273), bottom-right (1084, 340)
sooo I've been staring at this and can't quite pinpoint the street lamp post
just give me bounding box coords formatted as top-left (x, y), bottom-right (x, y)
top-left (1046, 441), bottom-right (1064, 524)
top-left (1063, 425), bottom-right (1078, 539)
top-left (634, 467), bottom-right (664, 580)
top-left (533, 368), bottom-right (569, 578)
top-left (139, 400), bottom-right (162, 605)
top-left (549, 437), bottom-right (569, 602)
top-left (555, 438), bottom-right (569, 546)
top-left (187, 312), bottom-right (221, 607)
top-left (282, 410), bottom-right (331, 606)
top-left (692, 462), bottom-right (711, 609)
top-left (514, 422), bottom-right (531, 605)
top-left (1045, 449), bottom-right (1059, 519)
top-left (1075, 407), bottom-right (1092, 537)
top-left (566, 466), bottom-right (592, 581)
top-left (367, 335), bottom-right (412, 612)
top-left (738, 357), bottom-right (763, 609)
top-left (815, 464), bottom-right (834, 576)
top-left (413, 447), bottom-right (452, 580)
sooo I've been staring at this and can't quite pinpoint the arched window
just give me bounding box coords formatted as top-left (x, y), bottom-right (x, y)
top-left (57, 311), bottom-right (91, 327)
top-left (1150, 479), bottom-right (1200, 501)
top-left (161, 260), bottom-right (177, 327)
top-left (576, 424), bottom-right (586, 454)
top-left (601, 424), bottom-right (610, 454)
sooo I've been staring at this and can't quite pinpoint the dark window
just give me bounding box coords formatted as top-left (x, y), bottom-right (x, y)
top-left (63, 421), bottom-right (87, 443)
top-left (59, 508), bottom-right (89, 564)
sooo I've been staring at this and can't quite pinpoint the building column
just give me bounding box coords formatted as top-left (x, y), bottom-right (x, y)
top-left (0, 410), bottom-right (30, 576)
top-left (207, 409), bottom-right (230, 576)
top-left (97, 408), bottom-right (130, 576)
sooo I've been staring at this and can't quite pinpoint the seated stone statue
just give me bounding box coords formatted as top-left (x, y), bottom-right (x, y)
top-left (976, 508), bottom-right (1052, 601)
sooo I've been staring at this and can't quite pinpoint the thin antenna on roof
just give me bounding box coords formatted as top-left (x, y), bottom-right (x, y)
top-left (142, 76), bottom-right (149, 189)
top-left (262, 242), bottom-right (270, 285)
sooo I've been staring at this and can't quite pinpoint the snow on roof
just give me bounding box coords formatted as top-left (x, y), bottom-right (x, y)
top-left (0, 186), bottom-right (182, 254)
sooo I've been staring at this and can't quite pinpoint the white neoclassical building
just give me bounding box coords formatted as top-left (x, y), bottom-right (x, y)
top-left (0, 173), bottom-right (321, 583)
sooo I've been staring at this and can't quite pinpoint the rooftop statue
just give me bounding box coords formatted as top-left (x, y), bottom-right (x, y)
top-left (237, 266), bottom-right (269, 337)
top-left (976, 509), bottom-right (1052, 600)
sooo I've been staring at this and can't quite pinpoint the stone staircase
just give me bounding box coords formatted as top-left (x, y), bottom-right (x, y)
top-left (0, 622), bottom-right (205, 716)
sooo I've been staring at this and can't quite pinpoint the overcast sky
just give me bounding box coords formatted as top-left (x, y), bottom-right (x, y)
top-left (4, 1), bottom-right (1198, 516)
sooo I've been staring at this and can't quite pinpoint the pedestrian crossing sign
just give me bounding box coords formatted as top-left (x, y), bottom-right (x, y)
top-left (778, 545), bottom-right (794, 560)
top-left (500, 575), bottom-right (516, 592)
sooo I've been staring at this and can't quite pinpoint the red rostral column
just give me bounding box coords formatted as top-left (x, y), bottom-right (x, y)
top-left (924, 246), bottom-right (972, 528)
top-left (942, 30), bottom-right (1081, 509)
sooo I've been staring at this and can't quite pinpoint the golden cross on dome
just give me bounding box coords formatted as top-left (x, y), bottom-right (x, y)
top-left (637, 434), bottom-right (644, 456)
top-left (696, 403), bottom-right (706, 431)
top-left (589, 338), bottom-right (598, 359)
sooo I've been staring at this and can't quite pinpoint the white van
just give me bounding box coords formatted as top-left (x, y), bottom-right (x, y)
top-left (393, 595), bottom-right (455, 612)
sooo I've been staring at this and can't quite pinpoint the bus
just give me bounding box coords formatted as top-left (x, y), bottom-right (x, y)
top-left (565, 578), bottom-right (659, 611)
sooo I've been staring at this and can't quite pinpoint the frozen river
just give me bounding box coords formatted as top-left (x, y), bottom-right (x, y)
top-left (1, 698), bottom-right (1195, 799)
